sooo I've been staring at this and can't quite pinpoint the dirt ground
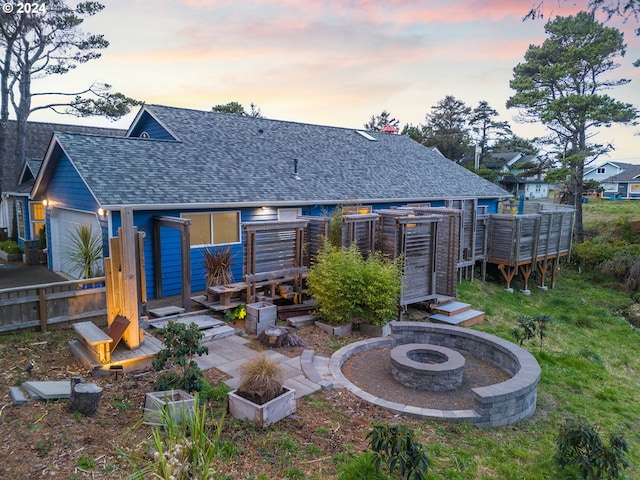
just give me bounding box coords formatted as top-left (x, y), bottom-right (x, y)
top-left (0, 263), bottom-right (509, 478)
top-left (0, 317), bottom-right (512, 479)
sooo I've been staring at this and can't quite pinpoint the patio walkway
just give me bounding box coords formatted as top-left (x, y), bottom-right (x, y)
top-left (196, 334), bottom-right (330, 398)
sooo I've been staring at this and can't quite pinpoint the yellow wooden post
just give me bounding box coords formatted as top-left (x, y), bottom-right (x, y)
top-left (120, 207), bottom-right (140, 348)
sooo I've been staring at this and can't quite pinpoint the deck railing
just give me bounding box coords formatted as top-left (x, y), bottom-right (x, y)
top-left (0, 277), bottom-right (107, 333)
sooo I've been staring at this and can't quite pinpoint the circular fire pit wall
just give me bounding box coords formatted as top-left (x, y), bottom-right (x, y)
top-left (390, 343), bottom-right (465, 392)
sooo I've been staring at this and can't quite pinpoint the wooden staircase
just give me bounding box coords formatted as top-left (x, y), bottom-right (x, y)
top-left (429, 301), bottom-right (484, 327)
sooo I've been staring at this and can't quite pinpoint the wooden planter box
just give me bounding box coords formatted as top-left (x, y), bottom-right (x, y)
top-left (144, 390), bottom-right (195, 425)
top-left (228, 386), bottom-right (296, 428)
top-left (245, 301), bottom-right (277, 335)
top-left (0, 250), bottom-right (22, 262)
top-left (359, 322), bottom-right (391, 337)
top-left (314, 320), bottom-right (352, 336)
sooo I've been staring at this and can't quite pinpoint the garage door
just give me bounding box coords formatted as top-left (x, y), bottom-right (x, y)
top-left (50, 207), bottom-right (102, 279)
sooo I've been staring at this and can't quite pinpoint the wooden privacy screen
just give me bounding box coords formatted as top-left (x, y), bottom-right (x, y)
top-left (242, 220), bottom-right (308, 303)
top-left (376, 209), bottom-right (449, 307)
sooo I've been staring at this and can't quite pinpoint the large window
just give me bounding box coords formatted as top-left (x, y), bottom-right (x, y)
top-left (30, 202), bottom-right (45, 240)
top-left (182, 211), bottom-right (240, 246)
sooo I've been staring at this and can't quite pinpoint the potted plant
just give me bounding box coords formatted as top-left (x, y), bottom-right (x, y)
top-left (227, 352), bottom-right (296, 427)
top-left (37, 226), bottom-right (47, 264)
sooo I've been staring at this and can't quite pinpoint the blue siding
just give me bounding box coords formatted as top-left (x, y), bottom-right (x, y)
top-left (47, 153), bottom-right (100, 213)
top-left (128, 111), bottom-right (176, 140)
top-left (108, 198), bottom-right (501, 301)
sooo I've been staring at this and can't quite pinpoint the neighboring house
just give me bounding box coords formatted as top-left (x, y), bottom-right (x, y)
top-left (487, 152), bottom-right (550, 199)
top-left (30, 104), bottom-right (509, 296)
top-left (499, 176), bottom-right (550, 200)
top-left (1, 120), bottom-right (125, 241)
top-left (600, 164), bottom-right (640, 199)
top-left (583, 161), bottom-right (632, 183)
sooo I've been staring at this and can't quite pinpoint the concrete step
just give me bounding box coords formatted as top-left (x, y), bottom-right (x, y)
top-left (148, 305), bottom-right (186, 318)
top-left (201, 324), bottom-right (235, 341)
top-left (430, 309), bottom-right (484, 327)
top-left (433, 301), bottom-right (471, 316)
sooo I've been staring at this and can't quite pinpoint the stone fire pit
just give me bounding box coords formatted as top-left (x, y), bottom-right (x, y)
top-left (390, 343), bottom-right (465, 391)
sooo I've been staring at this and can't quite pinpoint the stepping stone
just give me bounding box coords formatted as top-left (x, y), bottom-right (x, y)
top-left (151, 315), bottom-right (224, 330)
top-left (22, 380), bottom-right (71, 399)
top-left (10, 386), bottom-right (30, 405)
top-left (148, 306), bottom-right (185, 318)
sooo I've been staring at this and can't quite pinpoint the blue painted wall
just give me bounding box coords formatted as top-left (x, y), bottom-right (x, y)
top-left (106, 197), bottom-right (501, 301)
top-left (128, 111), bottom-right (176, 140)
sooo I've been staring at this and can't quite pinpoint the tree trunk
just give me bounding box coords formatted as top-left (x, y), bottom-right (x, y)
top-left (69, 381), bottom-right (103, 416)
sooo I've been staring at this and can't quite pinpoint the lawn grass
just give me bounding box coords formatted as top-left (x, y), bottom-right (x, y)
top-left (449, 272), bottom-right (640, 479)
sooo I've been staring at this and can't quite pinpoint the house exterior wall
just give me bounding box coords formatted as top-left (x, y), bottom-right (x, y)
top-left (524, 183), bottom-right (549, 199)
top-left (104, 197), bottom-right (501, 300)
top-left (584, 163), bottom-right (624, 183)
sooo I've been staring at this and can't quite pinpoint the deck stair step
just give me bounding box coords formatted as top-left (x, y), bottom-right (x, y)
top-left (430, 309), bottom-right (484, 328)
top-left (433, 301), bottom-right (471, 317)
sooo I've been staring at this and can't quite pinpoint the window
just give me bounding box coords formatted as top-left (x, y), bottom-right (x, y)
top-left (182, 211), bottom-right (240, 246)
top-left (16, 202), bottom-right (25, 239)
top-left (30, 202), bottom-right (45, 240)
top-left (597, 167), bottom-right (606, 174)
top-left (278, 208), bottom-right (302, 221)
top-left (342, 205), bottom-right (372, 214)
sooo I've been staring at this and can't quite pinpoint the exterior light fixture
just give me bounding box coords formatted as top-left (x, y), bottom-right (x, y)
top-left (42, 199), bottom-right (48, 206)
top-left (98, 207), bottom-right (105, 216)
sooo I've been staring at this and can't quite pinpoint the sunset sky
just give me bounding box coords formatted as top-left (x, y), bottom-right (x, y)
top-left (30, 0), bottom-right (640, 162)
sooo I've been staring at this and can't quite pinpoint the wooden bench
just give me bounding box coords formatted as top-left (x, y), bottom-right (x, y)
top-left (73, 321), bottom-right (113, 364)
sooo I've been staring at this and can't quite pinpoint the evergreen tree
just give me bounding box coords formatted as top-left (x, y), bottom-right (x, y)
top-left (422, 95), bottom-right (472, 162)
top-left (507, 12), bottom-right (636, 241)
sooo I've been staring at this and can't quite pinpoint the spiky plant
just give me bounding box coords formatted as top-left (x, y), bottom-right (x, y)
top-left (65, 224), bottom-right (103, 279)
top-left (237, 353), bottom-right (285, 405)
top-left (203, 246), bottom-right (234, 287)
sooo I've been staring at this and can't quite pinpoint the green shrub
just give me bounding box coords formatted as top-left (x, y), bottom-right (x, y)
top-left (556, 417), bottom-right (630, 479)
top-left (572, 240), bottom-right (640, 271)
top-left (152, 321), bottom-right (209, 393)
top-left (306, 243), bottom-right (402, 326)
top-left (0, 240), bottom-right (22, 254)
top-left (511, 314), bottom-right (552, 351)
top-left (367, 423), bottom-right (429, 480)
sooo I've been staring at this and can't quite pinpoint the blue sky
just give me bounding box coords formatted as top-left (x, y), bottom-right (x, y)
top-left (30, 0), bottom-right (640, 162)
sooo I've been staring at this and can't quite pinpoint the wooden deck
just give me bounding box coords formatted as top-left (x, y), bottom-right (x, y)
top-left (70, 333), bottom-right (164, 375)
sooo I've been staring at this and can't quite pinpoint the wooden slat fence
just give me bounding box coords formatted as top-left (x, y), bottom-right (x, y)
top-left (0, 277), bottom-right (106, 333)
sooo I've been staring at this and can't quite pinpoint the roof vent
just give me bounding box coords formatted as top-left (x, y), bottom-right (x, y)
top-left (356, 130), bottom-right (377, 141)
top-left (140, 131), bottom-right (150, 139)
top-left (292, 158), bottom-right (301, 180)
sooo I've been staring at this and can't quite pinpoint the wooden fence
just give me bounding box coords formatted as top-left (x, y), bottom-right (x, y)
top-left (0, 277), bottom-right (106, 333)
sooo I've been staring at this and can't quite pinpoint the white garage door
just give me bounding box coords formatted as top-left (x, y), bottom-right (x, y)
top-left (50, 207), bottom-right (102, 279)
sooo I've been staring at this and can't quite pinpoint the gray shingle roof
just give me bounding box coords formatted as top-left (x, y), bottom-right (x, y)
top-left (53, 105), bottom-right (509, 207)
top-left (1, 119), bottom-right (125, 192)
top-left (601, 164), bottom-right (640, 183)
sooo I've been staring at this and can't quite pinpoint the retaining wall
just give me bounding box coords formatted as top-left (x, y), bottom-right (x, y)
top-left (329, 321), bottom-right (541, 427)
